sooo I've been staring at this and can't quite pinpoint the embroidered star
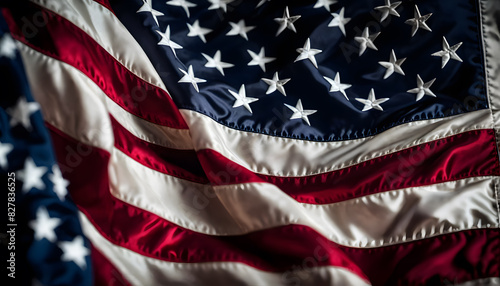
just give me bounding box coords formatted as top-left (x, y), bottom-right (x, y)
top-left (6, 97), bottom-right (39, 131)
top-left (328, 7), bottom-right (350, 36)
top-left (136, 0), bottom-right (164, 27)
top-left (49, 165), bottom-right (69, 201)
top-left (0, 33), bottom-right (16, 59)
top-left (274, 6), bottom-right (301, 36)
top-left (0, 141), bottom-right (13, 169)
top-left (378, 49), bottom-right (406, 79)
top-left (178, 65), bottom-right (206, 92)
top-left (375, 0), bottom-right (401, 22)
top-left (247, 47), bottom-right (275, 72)
top-left (187, 20), bottom-right (212, 43)
top-left (208, 0), bottom-right (233, 12)
top-left (405, 5), bottom-right (432, 37)
top-left (58, 236), bottom-right (90, 270)
top-left (285, 99), bottom-right (317, 126)
top-left (156, 26), bottom-right (183, 57)
top-left (407, 74), bottom-right (437, 101)
top-left (295, 38), bottom-right (322, 68)
top-left (256, 0), bottom-right (270, 8)
top-left (323, 72), bottom-right (351, 100)
top-left (314, 0), bottom-right (338, 12)
top-left (354, 27), bottom-right (380, 56)
top-left (355, 89), bottom-right (389, 111)
top-left (29, 207), bottom-right (61, 243)
top-left (17, 157), bottom-right (47, 193)
top-left (166, 0), bottom-right (196, 17)
top-left (229, 84), bottom-right (259, 113)
top-left (432, 37), bottom-right (463, 68)
top-left (262, 72), bottom-right (291, 96)
top-left (202, 50), bottom-right (234, 76)
top-left (226, 20), bottom-right (255, 41)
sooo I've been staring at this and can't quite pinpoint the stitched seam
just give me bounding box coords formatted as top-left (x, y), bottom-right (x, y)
top-left (478, 0), bottom-right (500, 227)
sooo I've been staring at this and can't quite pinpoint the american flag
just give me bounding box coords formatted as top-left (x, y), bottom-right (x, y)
top-left (1, 0), bottom-right (500, 285)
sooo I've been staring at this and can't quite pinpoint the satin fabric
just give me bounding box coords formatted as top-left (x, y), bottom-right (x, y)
top-left (48, 127), bottom-right (500, 285)
top-left (6, 0), bottom-right (499, 285)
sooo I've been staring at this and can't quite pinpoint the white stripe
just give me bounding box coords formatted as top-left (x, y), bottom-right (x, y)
top-left (17, 41), bottom-right (192, 150)
top-left (79, 212), bottom-right (371, 286)
top-left (455, 277), bottom-right (500, 286)
top-left (31, 0), bottom-right (168, 91)
top-left (110, 148), bottom-right (498, 247)
top-left (181, 109), bottom-right (493, 176)
top-left (18, 43), bottom-right (114, 152)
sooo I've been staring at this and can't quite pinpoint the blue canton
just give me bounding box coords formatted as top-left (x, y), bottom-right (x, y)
top-left (111, 0), bottom-right (487, 141)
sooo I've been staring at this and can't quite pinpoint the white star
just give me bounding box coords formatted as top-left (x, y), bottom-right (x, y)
top-left (166, 0), bottom-right (196, 17)
top-left (284, 99), bottom-right (317, 126)
top-left (256, 0), bottom-right (270, 8)
top-left (323, 72), bottom-right (351, 100)
top-left (432, 37), bottom-right (463, 68)
top-left (202, 50), bottom-right (234, 76)
top-left (187, 20), bottom-right (212, 43)
top-left (17, 157), bottom-right (47, 193)
top-left (136, 0), bottom-right (164, 27)
top-left (226, 20), bottom-right (255, 41)
top-left (156, 26), bottom-right (183, 57)
top-left (378, 49), bottom-right (406, 79)
top-left (208, 0), bottom-right (233, 12)
top-left (49, 165), bottom-right (69, 201)
top-left (355, 89), bottom-right (389, 111)
top-left (58, 236), bottom-right (90, 270)
top-left (274, 6), bottom-right (301, 36)
top-left (375, 0), bottom-right (401, 22)
top-left (262, 72), bottom-right (291, 96)
top-left (247, 47), bottom-right (275, 72)
top-left (314, 0), bottom-right (338, 12)
top-left (6, 97), bottom-right (39, 131)
top-left (0, 34), bottom-right (16, 59)
top-left (328, 7), bottom-right (350, 36)
top-left (295, 38), bottom-right (322, 68)
top-left (405, 5), bottom-right (432, 37)
top-left (354, 27), bottom-right (380, 56)
top-left (0, 141), bottom-right (13, 169)
top-left (229, 84), bottom-right (259, 113)
top-left (407, 74), bottom-right (437, 101)
top-left (29, 207), bottom-right (61, 243)
top-left (178, 65), bottom-right (206, 92)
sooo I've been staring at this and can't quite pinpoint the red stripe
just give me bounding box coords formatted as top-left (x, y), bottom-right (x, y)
top-left (2, 5), bottom-right (188, 129)
top-left (48, 125), bottom-right (500, 285)
top-left (110, 115), bottom-right (208, 184)
top-left (346, 229), bottom-right (500, 286)
top-left (198, 129), bottom-right (500, 204)
top-left (91, 245), bottom-right (131, 286)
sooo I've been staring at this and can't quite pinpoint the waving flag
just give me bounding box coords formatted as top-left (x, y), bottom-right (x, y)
top-left (1, 0), bottom-right (500, 285)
